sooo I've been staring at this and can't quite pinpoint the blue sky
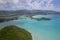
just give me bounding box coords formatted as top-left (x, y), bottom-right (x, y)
top-left (52, 0), bottom-right (60, 6)
top-left (0, 0), bottom-right (60, 11)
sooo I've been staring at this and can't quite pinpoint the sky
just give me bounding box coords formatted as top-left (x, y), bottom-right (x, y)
top-left (0, 0), bottom-right (60, 11)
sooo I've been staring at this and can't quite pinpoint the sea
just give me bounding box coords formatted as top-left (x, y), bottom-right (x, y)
top-left (0, 14), bottom-right (60, 40)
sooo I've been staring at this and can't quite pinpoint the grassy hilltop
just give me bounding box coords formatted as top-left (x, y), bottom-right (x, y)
top-left (0, 25), bottom-right (32, 40)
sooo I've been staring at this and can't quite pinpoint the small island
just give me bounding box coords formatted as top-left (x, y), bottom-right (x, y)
top-left (31, 17), bottom-right (51, 21)
top-left (0, 25), bottom-right (32, 40)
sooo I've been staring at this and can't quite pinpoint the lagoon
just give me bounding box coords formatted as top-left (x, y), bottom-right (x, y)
top-left (0, 14), bottom-right (60, 40)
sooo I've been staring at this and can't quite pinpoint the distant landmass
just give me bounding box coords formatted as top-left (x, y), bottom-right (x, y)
top-left (0, 10), bottom-right (60, 15)
top-left (0, 10), bottom-right (60, 23)
top-left (0, 25), bottom-right (32, 40)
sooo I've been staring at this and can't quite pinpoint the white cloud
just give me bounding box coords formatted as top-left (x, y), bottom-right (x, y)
top-left (12, 0), bottom-right (19, 4)
top-left (27, 0), bottom-right (54, 10)
top-left (0, 0), bottom-right (60, 11)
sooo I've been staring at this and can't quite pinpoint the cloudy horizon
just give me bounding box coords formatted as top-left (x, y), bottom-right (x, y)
top-left (0, 0), bottom-right (60, 11)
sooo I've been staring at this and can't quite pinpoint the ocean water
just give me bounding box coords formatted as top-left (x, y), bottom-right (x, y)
top-left (0, 14), bottom-right (60, 40)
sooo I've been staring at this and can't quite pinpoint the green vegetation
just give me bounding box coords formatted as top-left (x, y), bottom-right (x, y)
top-left (0, 25), bottom-right (32, 40)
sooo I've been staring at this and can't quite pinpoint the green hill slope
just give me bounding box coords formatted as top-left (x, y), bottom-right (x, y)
top-left (0, 25), bottom-right (32, 40)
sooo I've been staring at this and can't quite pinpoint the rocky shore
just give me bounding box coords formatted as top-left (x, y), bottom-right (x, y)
top-left (0, 16), bottom-right (18, 23)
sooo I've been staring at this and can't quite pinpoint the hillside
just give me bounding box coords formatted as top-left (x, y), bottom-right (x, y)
top-left (0, 25), bottom-right (32, 40)
top-left (0, 10), bottom-right (60, 15)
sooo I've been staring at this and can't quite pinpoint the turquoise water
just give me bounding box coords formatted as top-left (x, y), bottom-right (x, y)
top-left (0, 14), bottom-right (60, 40)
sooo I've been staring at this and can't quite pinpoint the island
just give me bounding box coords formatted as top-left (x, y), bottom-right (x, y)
top-left (0, 25), bottom-right (32, 40)
top-left (31, 17), bottom-right (51, 21)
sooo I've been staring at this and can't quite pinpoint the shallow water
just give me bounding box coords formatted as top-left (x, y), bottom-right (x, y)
top-left (0, 14), bottom-right (60, 40)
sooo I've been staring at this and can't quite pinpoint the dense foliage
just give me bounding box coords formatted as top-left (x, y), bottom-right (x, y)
top-left (0, 25), bottom-right (32, 40)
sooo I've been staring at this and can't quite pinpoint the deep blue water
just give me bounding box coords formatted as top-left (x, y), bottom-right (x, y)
top-left (0, 14), bottom-right (60, 40)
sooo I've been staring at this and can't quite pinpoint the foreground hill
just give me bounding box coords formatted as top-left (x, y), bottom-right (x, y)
top-left (0, 25), bottom-right (32, 40)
